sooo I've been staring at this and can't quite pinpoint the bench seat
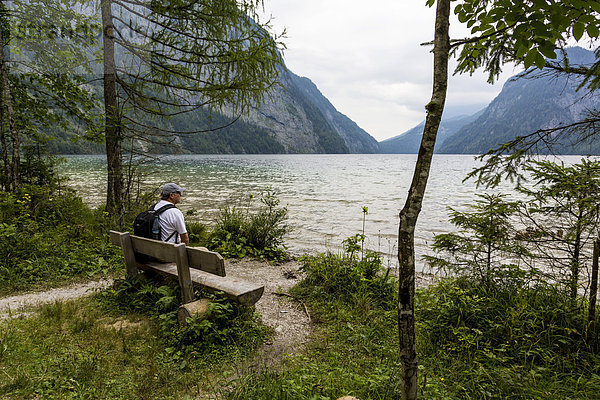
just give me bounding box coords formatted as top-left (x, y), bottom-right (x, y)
top-left (109, 230), bottom-right (264, 306)
top-left (139, 261), bottom-right (264, 306)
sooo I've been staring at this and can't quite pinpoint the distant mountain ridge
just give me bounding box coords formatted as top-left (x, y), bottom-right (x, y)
top-left (47, 58), bottom-right (379, 155)
top-left (380, 47), bottom-right (600, 155)
top-left (379, 112), bottom-right (482, 153)
top-left (289, 73), bottom-right (380, 153)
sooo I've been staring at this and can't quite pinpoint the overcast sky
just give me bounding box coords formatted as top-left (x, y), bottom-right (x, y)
top-left (260, 0), bottom-right (519, 142)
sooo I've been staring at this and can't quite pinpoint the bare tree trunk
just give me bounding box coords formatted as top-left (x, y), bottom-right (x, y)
top-left (397, 0), bottom-right (450, 398)
top-left (0, 26), bottom-right (19, 192)
top-left (0, 0), bottom-right (7, 191)
top-left (101, 0), bottom-right (123, 222)
top-left (570, 214), bottom-right (583, 301)
top-left (589, 240), bottom-right (598, 328)
top-left (0, 97), bottom-right (9, 191)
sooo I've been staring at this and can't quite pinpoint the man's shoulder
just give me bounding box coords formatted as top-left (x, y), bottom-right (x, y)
top-left (154, 200), bottom-right (176, 210)
top-left (158, 202), bottom-right (183, 218)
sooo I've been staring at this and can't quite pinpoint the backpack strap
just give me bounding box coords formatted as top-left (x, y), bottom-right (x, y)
top-left (154, 203), bottom-right (179, 243)
top-left (165, 230), bottom-right (178, 242)
top-left (155, 203), bottom-right (176, 215)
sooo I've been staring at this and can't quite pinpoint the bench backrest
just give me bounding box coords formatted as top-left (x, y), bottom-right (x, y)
top-left (109, 230), bottom-right (225, 277)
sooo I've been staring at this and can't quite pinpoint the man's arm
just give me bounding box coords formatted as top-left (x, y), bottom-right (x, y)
top-left (180, 233), bottom-right (189, 245)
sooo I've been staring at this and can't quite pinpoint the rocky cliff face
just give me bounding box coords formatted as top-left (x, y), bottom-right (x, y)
top-left (288, 73), bottom-right (380, 153)
top-left (438, 47), bottom-right (600, 154)
top-left (380, 47), bottom-right (600, 155)
top-left (238, 68), bottom-right (347, 153)
top-left (237, 67), bottom-right (378, 154)
top-left (47, 53), bottom-right (378, 155)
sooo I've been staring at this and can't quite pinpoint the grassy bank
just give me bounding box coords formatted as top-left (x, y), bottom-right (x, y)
top-left (2, 182), bottom-right (600, 399)
top-left (0, 275), bottom-right (269, 399)
top-left (0, 184), bottom-right (123, 296)
top-left (2, 244), bottom-right (600, 398)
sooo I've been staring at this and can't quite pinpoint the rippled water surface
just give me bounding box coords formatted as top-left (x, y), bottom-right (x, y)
top-left (57, 154), bottom-right (545, 270)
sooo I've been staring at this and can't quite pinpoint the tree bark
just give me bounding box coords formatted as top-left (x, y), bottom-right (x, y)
top-left (0, 96), bottom-right (9, 191)
top-left (570, 213), bottom-right (583, 301)
top-left (588, 240), bottom-right (598, 328)
top-left (397, 0), bottom-right (450, 398)
top-left (0, 26), bottom-right (19, 191)
top-left (101, 0), bottom-right (123, 221)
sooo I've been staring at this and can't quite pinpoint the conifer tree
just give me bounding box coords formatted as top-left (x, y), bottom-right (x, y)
top-left (99, 0), bottom-right (283, 220)
top-left (518, 159), bottom-right (600, 301)
top-left (0, 0), bottom-right (99, 191)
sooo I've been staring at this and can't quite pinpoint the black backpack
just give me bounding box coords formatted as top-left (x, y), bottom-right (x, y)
top-left (133, 203), bottom-right (177, 241)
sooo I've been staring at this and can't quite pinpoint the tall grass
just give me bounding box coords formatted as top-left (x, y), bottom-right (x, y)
top-left (0, 184), bottom-right (122, 295)
top-left (0, 293), bottom-right (266, 399)
top-left (223, 235), bottom-right (600, 399)
top-left (224, 237), bottom-right (401, 399)
top-left (97, 275), bottom-right (270, 361)
top-left (417, 276), bottom-right (600, 398)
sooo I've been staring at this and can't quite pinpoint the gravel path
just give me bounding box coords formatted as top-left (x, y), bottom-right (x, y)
top-left (0, 259), bottom-right (436, 363)
top-left (225, 259), bottom-right (311, 364)
top-left (0, 279), bottom-right (113, 319)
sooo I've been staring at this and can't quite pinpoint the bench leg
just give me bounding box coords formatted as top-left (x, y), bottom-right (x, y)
top-left (175, 244), bottom-right (194, 303)
top-left (119, 232), bottom-right (138, 277)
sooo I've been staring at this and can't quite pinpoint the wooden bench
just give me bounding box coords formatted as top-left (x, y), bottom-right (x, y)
top-left (109, 231), bottom-right (264, 306)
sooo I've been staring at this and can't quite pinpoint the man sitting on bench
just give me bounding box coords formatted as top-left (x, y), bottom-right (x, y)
top-left (155, 183), bottom-right (189, 245)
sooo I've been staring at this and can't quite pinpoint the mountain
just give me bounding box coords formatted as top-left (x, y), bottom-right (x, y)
top-left (288, 73), bottom-right (380, 153)
top-left (45, 61), bottom-right (378, 155)
top-left (378, 112), bottom-right (482, 153)
top-left (169, 67), bottom-right (378, 154)
top-left (379, 47), bottom-right (600, 155)
top-left (36, 5), bottom-right (378, 155)
top-left (439, 47), bottom-right (600, 154)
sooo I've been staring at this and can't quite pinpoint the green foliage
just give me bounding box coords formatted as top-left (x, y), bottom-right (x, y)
top-left (417, 276), bottom-right (600, 398)
top-left (98, 276), bottom-right (269, 361)
top-left (227, 235), bottom-right (600, 399)
top-left (209, 191), bottom-right (290, 261)
top-left (424, 193), bottom-right (527, 283)
top-left (520, 158), bottom-right (600, 220)
top-left (225, 238), bottom-right (401, 400)
top-left (0, 183), bottom-right (121, 295)
top-left (18, 148), bottom-right (61, 187)
top-left (297, 234), bottom-right (396, 308)
top-left (516, 159), bottom-right (600, 299)
top-left (451, 0), bottom-right (600, 84)
top-left (186, 221), bottom-right (210, 246)
top-left (0, 295), bottom-right (262, 399)
top-left (428, 159), bottom-right (600, 300)
top-left (1, 0), bottom-right (101, 173)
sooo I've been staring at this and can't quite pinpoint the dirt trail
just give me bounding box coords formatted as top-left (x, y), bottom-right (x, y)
top-left (0, 259), bottom-right (436, 362)
top-left (0, 280), bottom-right (113, 319)
top-left (0, 260), bottom-right (311, 359)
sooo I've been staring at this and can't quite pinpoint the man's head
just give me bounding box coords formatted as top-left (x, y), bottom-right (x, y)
top-left (161, 183), bottom-right (185, 204)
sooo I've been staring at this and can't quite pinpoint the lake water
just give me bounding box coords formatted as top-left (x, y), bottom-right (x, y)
top-left (56, 154), bottom-right (567, 271)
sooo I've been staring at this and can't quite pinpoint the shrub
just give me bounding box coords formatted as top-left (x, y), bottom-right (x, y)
top-left (417, 276), bottom-right (600, 398)
top-left (297, 234), bottom-right (396, 308)
top-left (186, 221), bottom-right (210, 246)
top-left (209, 191), bottom-right (289, 261)
top-left (0, 184), bottom-right (121, 295)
